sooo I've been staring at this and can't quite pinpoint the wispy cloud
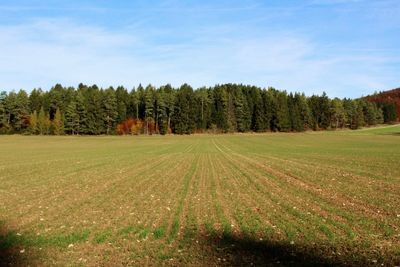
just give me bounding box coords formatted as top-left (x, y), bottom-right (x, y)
top-left (0, 0), bottom-right (399, 98)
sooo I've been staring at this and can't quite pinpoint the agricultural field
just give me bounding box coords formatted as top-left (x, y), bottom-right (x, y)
top-left (1, 125), bottom-right (400, 266)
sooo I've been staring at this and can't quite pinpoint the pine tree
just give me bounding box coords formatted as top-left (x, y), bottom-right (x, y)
top-left (330, 98), bottom-right (346, 129)
top-left (354, 100), bottom-right (365, 129)
top-left (7, 90), bottom-right (30, 133)
top-left (53, 107), bottom-right (64, 135)
top-left (261, 89), bottom-right (274, 131)
top-left (195, 87), bottom-right (211, 131)
top-left (375, 106), bottom-right (384, 124)
top-left (37, 106), bottom-right (51, 135)
top-left (309, 92), bottom-right (332, 130)
top-left (172, 84), bottom-right (195, 134)
top-left (102, 88), bottom-right (118, 135)
top-left (275, 91), bottom-right (291, 132)
top-left (48, 84), bottom-right (64, 120)
top-left (76, 91), bottom-right (88, 134)
top-left (129, 89), bottom-right (139, 120)
top-left (382, 103), bottom-right (397, 123)
top-left (288, 93), bottom-right (301, 131)
top-left (29, 110), bottom-right (38, 134)
top-left (156, 88), bottom-right (168, 135)
top-left (343, 99), bottom-right (356, 129)
top-left (251, 87), bottom-right (264, 132)
top-left (226, 85), bottom-right (237, 132)
top-left (0, 91), bottom-right (7, 131)
top-left (361, 101), bottom-right (377, 126)
top-left (115, 86), bottom-right (128, 123)
top-left (65, 101), bottom-right (79, 135)
top-left (29, 88), bottom-right (44, 113)
top-left (297, 93), bottom-right (312, 131)
top-left (233, 86), bottom-right (250, 132)
top-left (137, 84), bottom-right (146, 120)
top-left (212, 85), bottom-right (229, 132)
top-left (144, 85), bottom-right (155, 134)
top-left (163, 84), bottom-right (176, 133)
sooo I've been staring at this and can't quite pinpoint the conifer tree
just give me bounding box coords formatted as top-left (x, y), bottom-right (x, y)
top-left (37, 106), bottom-right (50, 135)
top-left (103, 88), bottom-right (118, 135)
top-left (29, 88), bottom-right (44, 114)
top-left (233, 86), bottom-right (250, 132)
top-left (173, 84), bottom-right (195, 134)
top-left (156, 88), bottom-right (168, 135)
top-left (6, 90), bottom-right (30, 133)
top-left (115, 86), bottom-right (128, 123)
top-left (76, 91), bottom-right (88, 134)
top-left (0, 91), bottom-right (7, 131)
top-left (29, 110), bottom-right (38, 134)
top-left (382, 103), bottom-right (397, 123)
top-left (65, 101), bottom-right (79, 135)
top-left (212, 85), bottom-right (229, 132)
top-left (53, 107), bottom-right (64, 135)
top-left (251, 87), bottom-right (264, 132)
top-left (330, 98), bottom-right (346, 129)
top-left (195, 87), bottom-right (211, 131)
top-left (275, 91), bottom-right (291, 132)
top-left (144, 85), bottom-right (155, 134)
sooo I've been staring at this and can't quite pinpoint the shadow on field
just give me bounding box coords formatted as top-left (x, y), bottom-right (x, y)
top-left (0, 222), bottom-right (26, 267)
top-left (199, 233), bottom-right (372, 267)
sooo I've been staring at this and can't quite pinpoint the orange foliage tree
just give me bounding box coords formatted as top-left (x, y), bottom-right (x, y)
top-left (116, 118), bottom-right (156, 135)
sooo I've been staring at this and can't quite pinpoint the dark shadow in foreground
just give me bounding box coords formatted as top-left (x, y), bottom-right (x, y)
top-left (0, 222), bottom-right (33, 267)
top-left (196, 232), bottom-right (394, 267)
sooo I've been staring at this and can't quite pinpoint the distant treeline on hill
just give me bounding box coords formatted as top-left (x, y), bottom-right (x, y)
top-left (364, 88), bottom-right (400, 122)
top-left (0, 83), bottom-right (398, 135)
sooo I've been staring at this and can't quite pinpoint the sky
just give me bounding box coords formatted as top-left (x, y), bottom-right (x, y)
top-left (0, 0), bottom-right (399, 98)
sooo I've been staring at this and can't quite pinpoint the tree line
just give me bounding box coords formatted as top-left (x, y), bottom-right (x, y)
top-left (0, 83), bottom-right (397, 135)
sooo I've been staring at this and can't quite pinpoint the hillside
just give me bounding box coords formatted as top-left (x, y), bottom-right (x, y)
top-left (365, 88), bottom-right (400, 121)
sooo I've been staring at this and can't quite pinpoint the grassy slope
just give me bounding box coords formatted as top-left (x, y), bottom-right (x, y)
top-left (0, 125), bottom-right (399, 266)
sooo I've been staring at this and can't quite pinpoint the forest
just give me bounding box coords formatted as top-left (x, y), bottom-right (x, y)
top-left (0, 83), bottom-right (398, 135)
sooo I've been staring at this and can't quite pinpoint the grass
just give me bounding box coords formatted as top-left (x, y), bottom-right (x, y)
top-left (0, 125), bottom-right (400, 266)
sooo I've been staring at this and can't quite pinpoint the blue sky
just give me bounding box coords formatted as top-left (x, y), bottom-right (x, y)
top-left (0, 0), bottom-right (399, 98)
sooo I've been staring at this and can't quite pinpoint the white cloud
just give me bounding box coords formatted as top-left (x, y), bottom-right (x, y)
top-left (0, 17), bottom-right (398, 98)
